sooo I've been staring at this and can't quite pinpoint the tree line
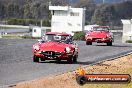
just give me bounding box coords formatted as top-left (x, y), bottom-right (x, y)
top-left (0, 0), bottom-right (132, 26)
top-left (0, 0), bottom-right (50, 19)
top-left (76, 0), bottom-right (132, 26)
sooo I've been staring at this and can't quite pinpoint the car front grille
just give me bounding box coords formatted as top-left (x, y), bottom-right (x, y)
top-left (93, 38), bottom-right (101, 41)
top-left (42, 51), bottom-right (62, 57)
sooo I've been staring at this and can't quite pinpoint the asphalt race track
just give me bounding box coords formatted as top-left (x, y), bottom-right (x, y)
top-left (0, 33), bottom-right (132, 87)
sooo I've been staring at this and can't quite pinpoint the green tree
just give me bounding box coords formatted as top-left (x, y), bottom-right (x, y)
top-left (76, 0), bottom-right (96, 24)
top-left (0, 3), bottom-right (6, 18)
top-left (91, 5), bottom-right (116, 26)
top-left (39, 3), bottom-right (50, 20)
top-left (6, 2), bottom-right (21, 18)
top-left (30, 2), bottom-right (40, 19)
top-left (24, 0), bottom-right (33, 18)
top-left (52, 0), bottom-right (68, 5)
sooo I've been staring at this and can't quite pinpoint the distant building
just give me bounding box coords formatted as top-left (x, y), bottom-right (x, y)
top-left (32, 27), bottom-right (42, 38)
top-left (49, 6), bottom-right (85, 34)
top-left (121, 19), bottom-right (132, 43)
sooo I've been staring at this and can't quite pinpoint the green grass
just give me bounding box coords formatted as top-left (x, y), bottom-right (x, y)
top-left (2, 35), bottom-right (22, 39)
top-left (0, 26), bottom-right (28, 30)
top-left (2, 34), bottom-right (40, 39)
top-left (126, 68), bottom-right (132, 74)
top-left (120, 82), bottom-right (132, 88)
top-left (126, 40), bottom-right (132, 43)
top-left (83, 82), bottom-right (132, 88)
top-left (84, 84), bottom-right (112, 88)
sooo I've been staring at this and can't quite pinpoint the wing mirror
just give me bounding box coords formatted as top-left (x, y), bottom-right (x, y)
top-left (38, 39), bottom-right (45, 43)
top-left (73, 41), bottom-right (78, 46)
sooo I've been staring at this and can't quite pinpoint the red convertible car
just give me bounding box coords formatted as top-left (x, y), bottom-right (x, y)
top-left (85, 26), bottom-right (114, 46)
top-left (32, 32), bottom-right (78, 63)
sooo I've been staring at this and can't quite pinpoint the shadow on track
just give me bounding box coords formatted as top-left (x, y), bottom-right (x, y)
top-left (95, 44), bottom-right (132, 47)
top-left (36, 60), bottom-right (95, 65)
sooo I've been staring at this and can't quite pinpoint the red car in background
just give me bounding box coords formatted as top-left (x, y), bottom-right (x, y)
top-left (85, 26), bottom-right (114, 46)
top-left (32, 32), bottom-right (78, 63)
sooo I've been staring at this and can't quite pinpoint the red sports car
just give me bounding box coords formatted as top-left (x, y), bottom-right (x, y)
top-left (85, 26), bottom-right (114, 46)
top-left (32, 32), bottom-right (78, 63)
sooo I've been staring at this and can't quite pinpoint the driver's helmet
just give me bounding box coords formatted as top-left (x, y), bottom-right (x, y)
top-left (61, 36), bottom-right (67, 41)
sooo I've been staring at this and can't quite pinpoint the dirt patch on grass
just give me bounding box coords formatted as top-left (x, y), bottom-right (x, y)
top-left (9, 54), bottom-right (132, 88)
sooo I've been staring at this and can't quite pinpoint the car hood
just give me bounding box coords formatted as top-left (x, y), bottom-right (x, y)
top-left (39, 42), bottom-right (71, 52)
top-left (88, 31), bottom-right (108, 38)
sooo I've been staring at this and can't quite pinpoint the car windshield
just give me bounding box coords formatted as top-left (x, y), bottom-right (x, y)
top-left (42, 34), bottom-right (72, 44)
top-left (93, 27), bottom-right (109, 32)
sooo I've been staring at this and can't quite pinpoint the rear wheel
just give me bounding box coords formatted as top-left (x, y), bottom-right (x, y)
top-left (86, 41), bottom-right (92, 45)
top-left (107, 42), bottom-right (112, 46)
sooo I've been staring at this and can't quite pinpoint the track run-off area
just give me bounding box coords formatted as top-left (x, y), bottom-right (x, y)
top-left (0, 33), bottom-right (132, 87)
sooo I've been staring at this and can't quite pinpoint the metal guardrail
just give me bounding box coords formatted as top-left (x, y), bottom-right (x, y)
top-left (0, 33), bottom-right (2, 38)
top-left (0, 24), bottom-right (51, 29)
top-left (110, 30), bottom-right (123, 32)
top-left (0, 24), bottom-right (122, 33)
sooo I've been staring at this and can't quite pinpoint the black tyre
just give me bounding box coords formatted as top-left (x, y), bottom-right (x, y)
top-left (107, 42), bottom-right (112, 46)
top-left (33, 55), bottom-right (39, 62)
top-left (73, 53), bottom-right (78, 62)
top-left (76, 76), bottom-right (87, 85)
top-left (67, 57), bottom-right (73, 64)
top-left (86, 42), bottom-right (92, 45)
top-left (56, 59), bottom-right (61, 63)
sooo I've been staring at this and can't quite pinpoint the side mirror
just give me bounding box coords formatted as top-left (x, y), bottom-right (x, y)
top-left (38, 39), bottom-right (42, 42)
top-left (73, 41), bottom-right (78, 46)
top-left (38, 39), bottom-right (44, 43)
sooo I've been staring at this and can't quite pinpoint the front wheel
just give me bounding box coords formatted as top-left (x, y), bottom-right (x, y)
top-left (73, 53), bottom-right (78, 62)
top-left (107, 42), bottom-right (112, 46)
top-left (56, 59), bottom-right (61, 63)
top-left (67, 56), bottom-right (74, 64)
top-left (33, 55), bottom-right (39, 62)
top-left (67, 58), bottom-right (73, 64)
top-left (86, 41), bottom-right (92, 45)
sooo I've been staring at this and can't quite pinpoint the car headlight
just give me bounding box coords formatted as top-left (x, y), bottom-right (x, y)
top-left (65, 47), bottom-right (71, 53)
top-left (86, 33), bottom-right (90, 36)
top-left (33, 45), bottom-right (40, 51)
top-left (106, 34), bottom-right (111, 38)
top-left (107, 33), bottom-right (113, 38)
